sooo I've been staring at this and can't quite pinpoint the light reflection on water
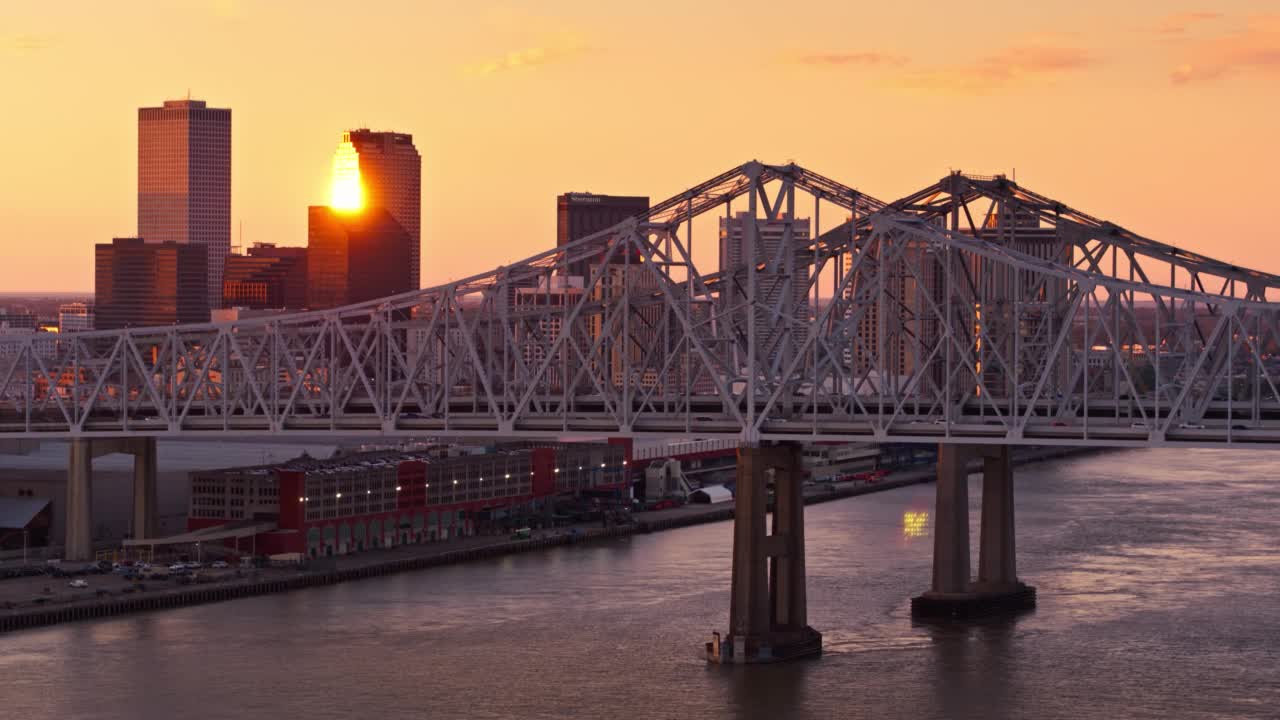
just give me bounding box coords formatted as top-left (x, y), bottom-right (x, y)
top-left (3, 447), bottom-right (1279, 719)
top-left (902, 510), bottom-right (929, 538)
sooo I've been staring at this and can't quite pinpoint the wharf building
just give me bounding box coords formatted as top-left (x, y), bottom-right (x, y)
top-left (336, 130), bottom-right (422, 289)
top-left (186, 443), bottom-right (627, 557)
top-left (307, 206), bottom-right (413, 310)
top-left (138, 98), bottom-right (231, 310)
top-left (94, 238), bottom-right (210, 330)
top-left (221, 243), bottom-right (308, 310)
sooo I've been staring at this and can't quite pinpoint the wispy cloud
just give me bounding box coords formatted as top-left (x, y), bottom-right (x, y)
top-left (207, 0), bottom-right (246, 22)
top-left (789, 51), bottom-right (908, 67)
top-left (2, 34), bottom-right (56, 55)
top-left (463, 33), bottom-right (591, 76)
top-left (898, 43), bottom-right (1097, 92)
top-left (1171, 14), bottom-right (1280, 84)
top-left (1154, 11), bottom-right (1223, 35)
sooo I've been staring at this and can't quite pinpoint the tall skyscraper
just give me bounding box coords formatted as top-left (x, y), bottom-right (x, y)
top-left (556, 192), bottom-right (649, 277)
top-left (307, 206), bottom-right (413, 310)
top-left (137, 98), bottom-right (231, 310)
top-left (718, 213), bottom-right (811, 370)
top-left (332, 130), bottom-right (421, 289)
top-left (95, 238), bottom-right (209, 330)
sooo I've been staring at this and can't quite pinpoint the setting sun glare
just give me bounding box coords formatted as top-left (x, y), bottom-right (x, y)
top-left (329, 137), bottom-right (363, 211)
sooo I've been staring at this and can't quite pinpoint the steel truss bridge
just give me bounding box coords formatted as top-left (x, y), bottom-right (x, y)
top-left (7, 161), bottom-right (1280, 448)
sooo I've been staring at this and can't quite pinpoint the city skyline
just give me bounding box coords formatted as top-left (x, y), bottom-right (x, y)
top-left (2, 1), bottom-right (1278, 293)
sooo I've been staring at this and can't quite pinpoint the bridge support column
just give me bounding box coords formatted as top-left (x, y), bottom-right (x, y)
top-left (65, 437), bottom-right (160, 561)
top-left (131, 437), bottom-right (158, 541)
top-left (911, 444), bottom-right (1035, 619)
top-left (708, 442), bottom-right (821, 664)
top-left (66, 440), bottom-right (95, 562)
top-left (977, 445), bottom-right (1018, 592)
top-left (930, 444), bottom-right (972, 595)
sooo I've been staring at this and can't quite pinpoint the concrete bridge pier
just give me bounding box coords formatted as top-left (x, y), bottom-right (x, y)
top-left (707, 442), bottom-right (821, 664)
top-left (65, 440), bottom-right (95, 562)
top-left (911, 444), bottom-right (1036, 619)
top-left (64, 437), bottom-right (159, 561)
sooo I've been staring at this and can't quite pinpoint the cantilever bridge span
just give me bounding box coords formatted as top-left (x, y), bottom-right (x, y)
top-left (6, 160), bottom-right (1280, 448)
top-left (10, 162), bottom-right (1280, 653)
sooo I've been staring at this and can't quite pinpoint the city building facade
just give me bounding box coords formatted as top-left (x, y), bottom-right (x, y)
top-left (556, 192), bottom-right (649, 277)
top-left (718, 212), bottom-right (811, 371)
top-left (221, 243), bottom-right (308, 310)
top-left (0, 311), bottom-right (37, 330)
top-left (95, 238), bottom-right (209, 330)
top-left (57, 303), bottom-right (95, 333)
top-left (138, 98), bottom-right (232, 308)
top-left (307, 206), bottom-right (413, 310)
top-left (340, 130), bottom-right (422, 289)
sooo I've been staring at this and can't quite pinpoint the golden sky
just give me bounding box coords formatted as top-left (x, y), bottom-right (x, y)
top-left (2, 1), bottom-right (1278, 292)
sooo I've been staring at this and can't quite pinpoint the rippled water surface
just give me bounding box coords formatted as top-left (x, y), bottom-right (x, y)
top-left (4, 448), bottom-right (1279, 719)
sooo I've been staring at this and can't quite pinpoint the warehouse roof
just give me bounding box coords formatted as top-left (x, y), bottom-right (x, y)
top-left (0, 497), bottom-right (51, 529)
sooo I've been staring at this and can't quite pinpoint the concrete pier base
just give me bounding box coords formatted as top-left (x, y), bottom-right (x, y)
top-left (910, 584), bottom-right (1037, 619)
top-left (66, 440), bottom-right (95, 561)
top-left (131, 438), bottom-right (158, 540)
top-left (911, 444), bottom-right (1035, 620)
top-left (64, 437), bottom-right (159, 561)
top-left (708, 443), bottom-right (822, 664)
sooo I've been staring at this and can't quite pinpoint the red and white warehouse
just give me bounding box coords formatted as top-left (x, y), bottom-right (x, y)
top-left (185, 441), bottom-right (630, 557)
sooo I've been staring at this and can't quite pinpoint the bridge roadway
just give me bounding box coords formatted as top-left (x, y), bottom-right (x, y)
top-left (7, 397), bottom-right (1280, 447)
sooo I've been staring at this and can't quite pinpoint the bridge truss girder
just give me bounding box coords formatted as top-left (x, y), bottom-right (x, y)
top-left (4, 161), bottom-right (1280, 447)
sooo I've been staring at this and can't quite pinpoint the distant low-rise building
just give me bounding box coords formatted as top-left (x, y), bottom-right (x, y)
top-left (0, 311), bottom-right (38, 330)
top-left (57, 302), bottom-right (95, 333)
top-left (0, 328), bottom-right (58, 359)
top-left (211, 307), bottom-right (292, 324)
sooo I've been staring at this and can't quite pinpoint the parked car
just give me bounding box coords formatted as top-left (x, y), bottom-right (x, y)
top-left (210, 561), bottom-right (229, 569)
top-left (1178, 422), bottom-right (1206, 430)
top-left (68, 579), bottom-right (89, 589)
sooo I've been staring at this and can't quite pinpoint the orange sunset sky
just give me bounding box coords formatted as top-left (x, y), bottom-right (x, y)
top-left (2, 1), bottom-right (1278, 293)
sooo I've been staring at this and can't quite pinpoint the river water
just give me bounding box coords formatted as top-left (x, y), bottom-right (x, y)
top-left (3, 448), bottom-right (1278, 719)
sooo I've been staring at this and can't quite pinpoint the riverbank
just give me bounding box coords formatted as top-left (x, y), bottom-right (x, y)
top-left (0, 445), bottom-right (1097, 634)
